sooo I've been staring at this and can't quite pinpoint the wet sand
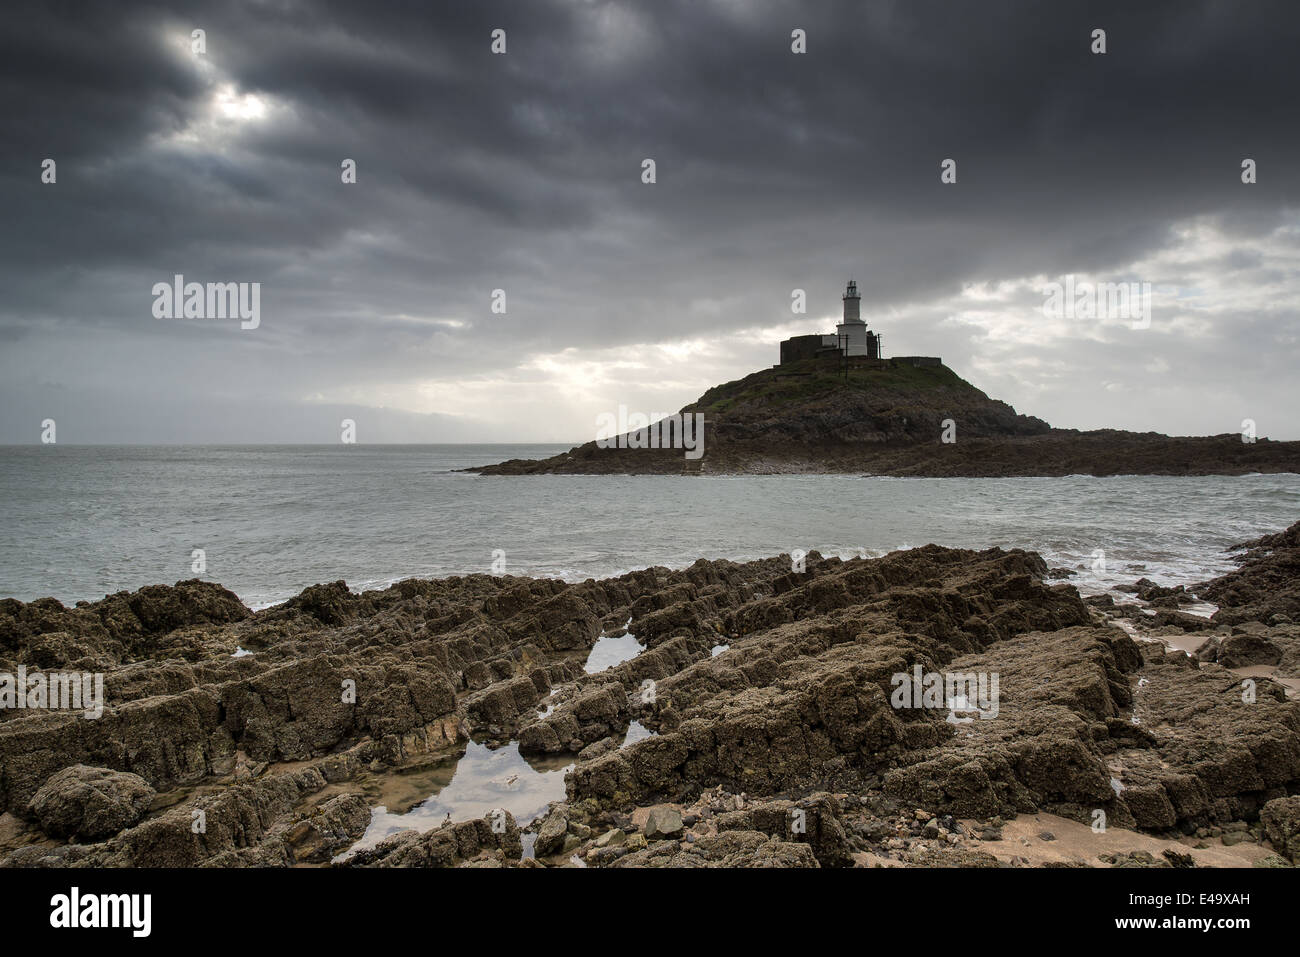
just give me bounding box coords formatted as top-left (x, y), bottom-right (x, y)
top-left (959, 812), bottom-right (1272, 867)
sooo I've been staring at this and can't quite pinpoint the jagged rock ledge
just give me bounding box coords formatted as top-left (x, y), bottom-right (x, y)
top-left (0, 521), bottom-right (1298, 868)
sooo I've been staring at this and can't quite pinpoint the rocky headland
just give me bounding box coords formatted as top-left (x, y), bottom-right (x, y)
top-left (1, 521), bottom-right (1299, 868)
top-left (474, 359), bottom-right (1300, 476)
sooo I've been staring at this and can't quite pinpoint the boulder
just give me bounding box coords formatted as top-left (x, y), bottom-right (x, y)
top-left (1261, 795), bottom-right (1300, 863)
top-left (27, 765), bottom-right (155, 840)
top-left (1217, 633), bottom-right (1283, 668)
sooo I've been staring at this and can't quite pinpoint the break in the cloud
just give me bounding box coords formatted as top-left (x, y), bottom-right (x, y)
top-left (1, 0), bottom-right (1298, 443)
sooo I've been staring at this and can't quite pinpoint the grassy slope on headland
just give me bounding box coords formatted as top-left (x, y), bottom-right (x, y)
top-left (474, 358), bottom-right (1300, 476)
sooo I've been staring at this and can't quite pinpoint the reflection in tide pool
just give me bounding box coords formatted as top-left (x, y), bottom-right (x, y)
top-left (584, 632), bottom-right (645, 673)
top-left (344, 740), bottom-right (573, 855)
top-left (621, 719), bottom-right (656, 748)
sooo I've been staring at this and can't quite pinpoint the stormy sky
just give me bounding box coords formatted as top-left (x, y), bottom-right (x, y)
top-left (2, 0), bottom-right (1298, 444)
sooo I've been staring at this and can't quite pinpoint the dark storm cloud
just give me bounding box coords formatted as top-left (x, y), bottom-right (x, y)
top-left (1, 0), bottom-right (1298, 441)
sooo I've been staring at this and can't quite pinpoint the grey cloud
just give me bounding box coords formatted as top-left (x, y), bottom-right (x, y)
top-left (1, 0), bottom-right (1298, 441)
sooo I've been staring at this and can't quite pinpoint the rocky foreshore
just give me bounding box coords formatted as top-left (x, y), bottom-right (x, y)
top-left (476, 431), bottom-right (1300, 477)
top-left (2, 522), bottom-right (1299, 868)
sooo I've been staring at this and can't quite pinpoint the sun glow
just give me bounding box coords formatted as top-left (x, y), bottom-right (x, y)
top-left (214, 85), bottom-right (267, 121)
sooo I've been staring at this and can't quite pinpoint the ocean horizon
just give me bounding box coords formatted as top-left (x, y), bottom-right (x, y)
top-left (3, 443), bottom-right (1297, 609)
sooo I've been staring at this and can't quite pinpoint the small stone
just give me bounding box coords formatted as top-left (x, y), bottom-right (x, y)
top-left (644, 806), bottom-right (684, 840)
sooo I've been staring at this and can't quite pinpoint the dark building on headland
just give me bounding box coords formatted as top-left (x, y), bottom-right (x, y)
top-left (778, 281), bottom-right (942, 368)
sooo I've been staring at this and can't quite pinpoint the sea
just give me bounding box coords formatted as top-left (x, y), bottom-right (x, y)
top-left (2, 444), bottom-right (1298, 609)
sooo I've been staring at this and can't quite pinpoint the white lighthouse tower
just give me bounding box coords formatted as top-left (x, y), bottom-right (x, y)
top-left (776, 281), bottom-right (888, 364)
top-left (836, 280), bottom-right (874, 357)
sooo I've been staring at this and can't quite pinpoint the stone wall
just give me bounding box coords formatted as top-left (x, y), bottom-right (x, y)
top-left (779, 335), bottom-right (840, 364)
